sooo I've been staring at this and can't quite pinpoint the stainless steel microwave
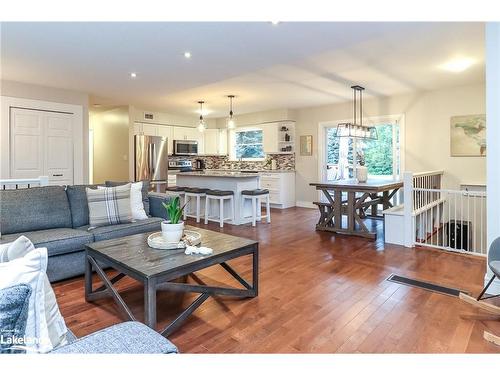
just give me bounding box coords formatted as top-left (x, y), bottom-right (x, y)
top-left (173, 140), bottom-right (198, 155)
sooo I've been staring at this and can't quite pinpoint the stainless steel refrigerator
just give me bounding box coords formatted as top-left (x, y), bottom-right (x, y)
top-left (134, 135), bottom-right (168, 191)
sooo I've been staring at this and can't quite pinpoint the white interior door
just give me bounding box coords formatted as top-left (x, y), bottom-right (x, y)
top-left (10, 108), bottom-right (45, 179)
top-left (45, 112), bottom-right (74, 185)
top-left (10, 107), bottom-right (74, 185)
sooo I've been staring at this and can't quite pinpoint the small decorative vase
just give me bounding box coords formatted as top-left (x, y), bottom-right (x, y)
top-left (356, 166), bottom-right (368, 183)
top-left (161, 221), bottom-right (185, 243)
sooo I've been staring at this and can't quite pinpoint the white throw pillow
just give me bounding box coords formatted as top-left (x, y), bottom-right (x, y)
top-left (98, 181), bottom-right (148, 220)
top-left (0, 236), bottom-right (68, 350)
top-left (0, 247), bottom-right (51, 353)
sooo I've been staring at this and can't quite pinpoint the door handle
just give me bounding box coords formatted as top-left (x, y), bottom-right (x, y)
top-left (151, 143), bottom-right (156, 174)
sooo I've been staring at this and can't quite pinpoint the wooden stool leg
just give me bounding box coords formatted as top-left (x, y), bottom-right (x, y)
top-left (484, 331), bottom-right (500, 346)
top-left (196, 195), bottom-right (201, 223)
top-left (204, 196), bottom-right (209, 224)
top-left (230, 196), bottom-right (235, 223)
top-left (266, 194), bottom-right (271, 223)
top-left (183, 195), bottom-right (188, 221)
top-left (219, 197), bottom-right (224, 228)
top-left (252, 197), bottom-right (256, 227)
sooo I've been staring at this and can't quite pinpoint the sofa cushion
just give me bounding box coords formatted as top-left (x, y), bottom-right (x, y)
top-left (106, 180), bottom-right (150, 215)
top-left (50, 321), bottom-right (178, 354)
top-left (65, 184), bottom-right (99, 228)
top-left (0, 229), bottom-right (94, 257)
top-left (0, 186), bottom-right (72, 235)
top-left (79, 217), bottom-right (162, 242)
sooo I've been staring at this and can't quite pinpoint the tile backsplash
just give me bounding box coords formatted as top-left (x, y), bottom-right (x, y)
top-left (169, 154), bottom-right (295, 171)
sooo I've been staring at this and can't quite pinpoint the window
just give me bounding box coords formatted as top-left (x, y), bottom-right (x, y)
top-left (325, 123), bottom-right (400, 180)
top-left (234, 129), bottom-right (265, 159)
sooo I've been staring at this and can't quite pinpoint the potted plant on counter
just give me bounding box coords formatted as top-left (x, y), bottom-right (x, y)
top-left (161, 197), bottom-right (187, 243)
top-left (356, 151), bottom-right (368, 183)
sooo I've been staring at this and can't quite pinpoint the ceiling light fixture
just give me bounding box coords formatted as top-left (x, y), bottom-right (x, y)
top-left (184, 51), bottom-right (192, 59)
top-left (130, 72), bottom-right (137, 78)
top-left (197, 101), bottom-right (206, 133)
top-left (271, 21), bottom-right (280, 25)
top-left (439, 57), bottom-right (476, 73)
top-left (336, 85), bottom-right (377, 140)
top-left (226, 95), bottom-right (236, 130)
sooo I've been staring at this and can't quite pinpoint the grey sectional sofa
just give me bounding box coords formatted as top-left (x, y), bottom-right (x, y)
top-left (51, 322), bottom-right (178, 354)
top-left (0, 183), bottom-right (169, 282)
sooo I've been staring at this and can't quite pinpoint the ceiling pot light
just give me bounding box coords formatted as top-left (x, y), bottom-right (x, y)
top-left (130, 72), bottom-right (137, 78)
top-left (226, 95), bottom-right (236, 129)
top-left (184, 51), bottom-right (192, 59)
top-left (336, 85), bottom-right (377, 140)
top-left (197, 101), bottom-right (206, 133)
top-left (271, 21), bottom-right (280, 25)
top-left (439, 57), bottom-right (476, 73)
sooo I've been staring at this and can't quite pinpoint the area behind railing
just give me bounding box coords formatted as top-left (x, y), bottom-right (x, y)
top-left (0, 176), bottom-right (49, 190)
top-left (396, 170), bottom-right (487, 257)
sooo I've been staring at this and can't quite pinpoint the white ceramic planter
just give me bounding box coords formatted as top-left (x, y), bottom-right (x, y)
top-left (356, 166), bottom-right (368, 183)
top-left (161, 221), bottom-right (185, 243)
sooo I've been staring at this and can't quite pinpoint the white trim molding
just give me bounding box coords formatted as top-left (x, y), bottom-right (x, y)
top-left (295, 200), bottom-right (316, 209)
top-left (1, 96), bottom-right (84, 184)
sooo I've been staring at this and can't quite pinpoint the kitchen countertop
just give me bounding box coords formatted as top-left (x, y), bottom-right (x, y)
top-left (175, 171), bottom-right (262, 178)
top-left (203, 169), bottom-right (295, 174)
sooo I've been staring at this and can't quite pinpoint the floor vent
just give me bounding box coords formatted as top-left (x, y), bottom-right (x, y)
top-left (386, 274), bottom-right (468, 297)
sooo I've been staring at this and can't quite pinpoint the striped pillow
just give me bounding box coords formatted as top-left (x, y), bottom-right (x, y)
top-left (86, 184), bottom-right (133, 229)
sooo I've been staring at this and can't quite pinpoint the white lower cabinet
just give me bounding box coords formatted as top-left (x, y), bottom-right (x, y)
top-left (259, 172), bottom-right (295, 208)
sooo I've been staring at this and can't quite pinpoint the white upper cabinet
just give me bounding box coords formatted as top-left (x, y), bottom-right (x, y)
top-left (262, 121), bottom-right (295, 154)
top-left (203, 128), bottom-right (228, 155)
top-left (262, 123), bottom-right (279, 153)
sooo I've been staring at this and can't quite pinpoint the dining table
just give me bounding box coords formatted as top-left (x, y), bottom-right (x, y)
top-left (309, 178), bottom-right (403, 239)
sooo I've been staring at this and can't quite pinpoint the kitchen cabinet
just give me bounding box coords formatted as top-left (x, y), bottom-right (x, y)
top-left (259, 171), bottom-right (296, 208)
top-left (203, 128), bottom-right (228, 155)
top-left (134, 123), bottom-right (203, 154)
top-left (261, 121), bottom-right (295, 154)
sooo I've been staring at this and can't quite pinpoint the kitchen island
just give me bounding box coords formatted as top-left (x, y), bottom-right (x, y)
top-left (176, 171), bottom-right (261, 225)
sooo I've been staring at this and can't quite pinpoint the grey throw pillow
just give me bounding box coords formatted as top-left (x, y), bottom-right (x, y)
top-left (86, 184), bottom-right (133, 229)
top-left (0, 284), bottom-right (32, 354)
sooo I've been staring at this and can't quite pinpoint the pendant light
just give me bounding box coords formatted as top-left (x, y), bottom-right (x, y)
top-left (197, 101), bottom-right (206, 133)
top-left (226, 95), bottom-right (236, 129)
top-left (335, 85), bottom-right (377, 140)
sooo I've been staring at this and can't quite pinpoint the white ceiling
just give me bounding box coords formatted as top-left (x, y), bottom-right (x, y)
top-left (1, 22), bottom-right (485, 118)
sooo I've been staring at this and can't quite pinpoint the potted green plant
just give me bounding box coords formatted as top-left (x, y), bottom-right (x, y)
top-left (356, 151), bottom-right (368, 183)
top-left (161, 197), bottom-right (187, 243)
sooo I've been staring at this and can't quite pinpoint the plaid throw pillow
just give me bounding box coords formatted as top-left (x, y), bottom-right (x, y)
top-left (86, 184), bottom-right (133, 229)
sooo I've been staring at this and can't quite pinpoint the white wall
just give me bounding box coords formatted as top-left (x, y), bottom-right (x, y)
top-left (89, 106), bottom-right (129, 184)
top-left (293, 83), bottom-right (486, 203)
top-left (0, 80), bottom-right (90, 183)
top-left (215, 108), bottom-right (294, 128)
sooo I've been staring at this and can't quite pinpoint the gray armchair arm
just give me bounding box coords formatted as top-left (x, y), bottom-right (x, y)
top-left (148, 192), bottom-right (171, 220)
top-left (50, 322), bottom-right (178, 354)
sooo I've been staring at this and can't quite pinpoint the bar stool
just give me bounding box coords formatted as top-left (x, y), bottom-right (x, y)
top-left (165, 186), bottom-right (186, 206)
top-left (183, 187), bottom-right (209, 223)
top-left (241, 189), bottom-right (271, 227)
top-left (204, 190), bottom-right (235, 228)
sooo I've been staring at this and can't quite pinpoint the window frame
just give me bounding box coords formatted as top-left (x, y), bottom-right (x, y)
top-left (229, 127), bottom-right (266, 161)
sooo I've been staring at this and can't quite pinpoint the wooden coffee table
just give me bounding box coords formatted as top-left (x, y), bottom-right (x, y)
top-left (84, 225), bottom-right (258, 337)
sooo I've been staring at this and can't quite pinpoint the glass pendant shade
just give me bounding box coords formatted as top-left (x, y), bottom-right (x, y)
top-left (227, 116), bottom-right (236, 129)
top-left (335, 85), bottom-right (377, 140)
top-left (197, 100), bottom-right (207, 132)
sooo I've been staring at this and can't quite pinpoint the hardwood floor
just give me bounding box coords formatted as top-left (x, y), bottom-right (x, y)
top-left (53, 207), bottom-right (500, 353)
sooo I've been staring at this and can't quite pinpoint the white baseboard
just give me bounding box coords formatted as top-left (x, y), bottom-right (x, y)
top-left (295, 201), bottom-right (316, 209)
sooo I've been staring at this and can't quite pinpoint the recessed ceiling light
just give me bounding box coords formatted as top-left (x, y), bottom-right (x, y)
top-left (93, 104), bottom-right (102, 108)
top-left (184, 51), bottom-right (192, 59)
top-left (130, 72), bottom-right (137, 78)
top-left (271, 21), bottom-right (280, 25)
top-left (439, 57), bottom-right (476, 73)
